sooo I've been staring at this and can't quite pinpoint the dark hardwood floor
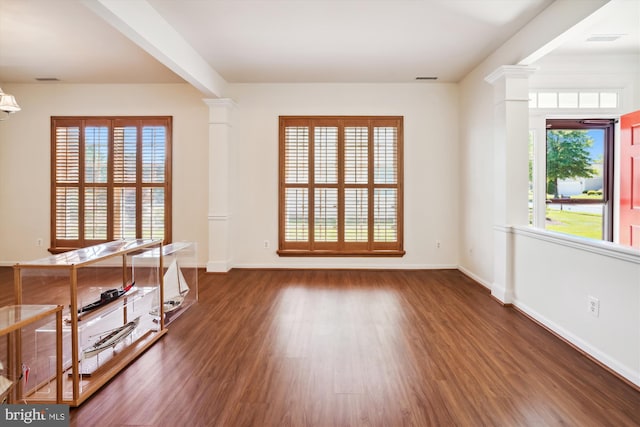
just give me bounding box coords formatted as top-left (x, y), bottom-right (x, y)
top-left (2, 267), bottom-right (639, 426)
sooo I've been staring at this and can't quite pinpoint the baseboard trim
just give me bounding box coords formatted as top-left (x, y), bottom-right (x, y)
top-left (457, 266), bottom-right (639, 391)
top-left (457, 265), bottom-right (491, 290)
top-left (513, 301), bottom-right (640, 392)
top-left (206, 260), bottom-right (232, 273)
top-left (229, 263), bottom-right (459, 270)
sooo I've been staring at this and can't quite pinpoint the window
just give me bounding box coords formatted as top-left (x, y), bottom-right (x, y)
top-left (279, 116), bottom-right (404, 256)
top-left (544, 119), bottom-right (614, 241)
top-left (529, 90), bottom-right (619, 109)
top-left (51, 117), bottom-right (172, 252)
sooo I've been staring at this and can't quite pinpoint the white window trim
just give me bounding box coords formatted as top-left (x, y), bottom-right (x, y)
top-left (529, 111), bottom-right (621, 244)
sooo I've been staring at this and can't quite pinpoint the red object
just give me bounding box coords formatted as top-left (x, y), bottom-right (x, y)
top-left (123, 281), bottom-right (134, 292)
top-left (22, 364), bottom-right (29, 385)
top-left (619, 110), bottom-right (640, 247)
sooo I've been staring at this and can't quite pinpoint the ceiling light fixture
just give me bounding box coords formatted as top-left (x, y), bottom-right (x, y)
top-left (0, 87), bottom-right (21, 120)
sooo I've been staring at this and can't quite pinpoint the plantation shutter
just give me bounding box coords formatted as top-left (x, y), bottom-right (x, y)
top-left (344, 123), bottom-right (369, 247)
top-left (279, 116), bottom-right (403, 256)
top-left (113, 123), bottom-right (137, 240)
top-left (51, 117), bottom-right (172, 252)
top-left (83, 122), bottom-right (109, 243)
top-left (314, 125), bottom-right (339, 246)
top-left (373, 124), bottom-right (399, 245)
top-left (141, 124), bottom-right (168, 241)
top-left (283, 121), bottom-right (310, 248)
top-left (54, 120), bottom-right (82, 247)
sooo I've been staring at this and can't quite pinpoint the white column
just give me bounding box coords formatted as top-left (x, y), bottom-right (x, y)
top-left (485, 65), bottom-right (536, 304)
top-left (204, 98), bottom-right (236, 272)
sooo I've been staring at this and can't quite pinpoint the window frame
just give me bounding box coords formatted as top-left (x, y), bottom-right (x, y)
top-left (50, 116), bottom-right (172, 253)
top-left (278, 115), bottom-right (404, 257)
top-left (544, 118), bottom-right (615, 241)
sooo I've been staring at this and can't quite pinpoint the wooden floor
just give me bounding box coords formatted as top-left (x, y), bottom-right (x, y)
top-left (3, 268), bottom-right (640, 426)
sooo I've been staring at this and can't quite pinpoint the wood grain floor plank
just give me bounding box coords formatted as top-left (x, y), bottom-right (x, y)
top-left (2, 267), bottom-right (639, 426)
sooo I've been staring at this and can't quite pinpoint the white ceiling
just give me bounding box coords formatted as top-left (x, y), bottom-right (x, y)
top-left (544, 0), bottom-right (639, 55)
top-left (147, 0), bottom-right (553, 83)
top-left (0, 0), bottom-right (184, 84)
top-left (0, 0), bottom-right (637, 89)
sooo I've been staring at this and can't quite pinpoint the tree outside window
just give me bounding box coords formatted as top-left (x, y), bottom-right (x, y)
top-left (545, 119), bottom-right (614, 241)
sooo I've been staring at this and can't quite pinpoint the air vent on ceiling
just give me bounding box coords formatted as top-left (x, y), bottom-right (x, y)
top-left (586, 34), bottom-right (625, 42)
top-left (415, 76), bottom-right (438, 81)
top-left (35, 77), bottom-right (60, 81)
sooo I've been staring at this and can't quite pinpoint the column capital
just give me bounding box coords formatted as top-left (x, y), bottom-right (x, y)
top-left (485, 65), bottom-right (538, 85)
top-left (485, 65), bottom-right (537, 103)
top-left (203, 98), bottom-right (237, 124)
top-left (203, 98), bottom-right (237, 109)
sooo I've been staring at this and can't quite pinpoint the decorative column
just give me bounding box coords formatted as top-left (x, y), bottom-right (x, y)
top-left (484, 65), bottom-right (536, 304)
top-left (203, 98), bottom-right (236, 272)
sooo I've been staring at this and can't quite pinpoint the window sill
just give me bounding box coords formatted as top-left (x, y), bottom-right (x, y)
top-left (277, 249), bottom-right (406, 257)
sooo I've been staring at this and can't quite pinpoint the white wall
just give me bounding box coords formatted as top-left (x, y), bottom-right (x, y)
top-left (522, 52), bottom-right (640, 387)
top-left (530, 53), bottom-right (639, 111)
top-left (0, 82), bottom-right (460, 270)
top-left (458, 0), bottom-right (611, 286)
top-left (458, 69), bottom-right (496, 284)
top-left (225, 83), bottom-right (460, 269)
top-left (0, 83), bottom-right (210, 265)
top-left (528, 52), bottom-right (640, 238)
top-left (513, 229), bottom-right (640, 387)
top-left (459, 0), bottom-right (640, 386)
top-left (2, 0), bottom-right (637, 387)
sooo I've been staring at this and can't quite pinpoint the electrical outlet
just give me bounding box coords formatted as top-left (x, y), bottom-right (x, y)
top-left (36, 238), bottom-right (43, 247)
top-left (436, 240), bottom-right (441, 249)
top-left (588, 296), bottom-right (600, 317)
top-left (263, 240), bottom-right (270, 249)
